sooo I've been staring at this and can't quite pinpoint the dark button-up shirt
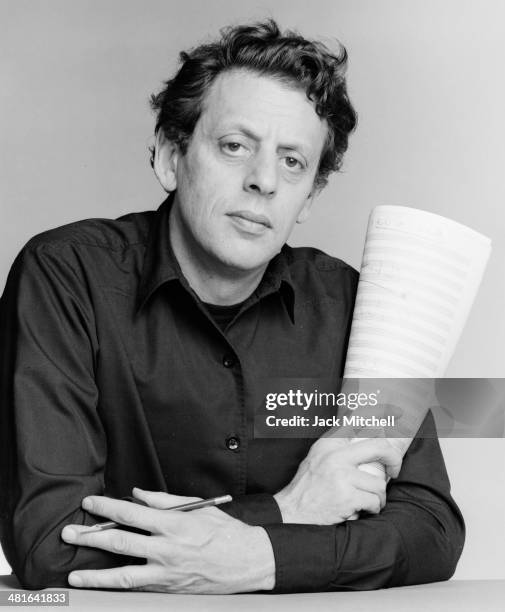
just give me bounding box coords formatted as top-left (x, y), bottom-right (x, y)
top-left (0, 197), bottom-right (464, 591)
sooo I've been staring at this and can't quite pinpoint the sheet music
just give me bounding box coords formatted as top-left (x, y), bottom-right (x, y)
top-left (345, 206), bottom-right (491, 379)
top-left (339, 206), bottom-right (491, 476)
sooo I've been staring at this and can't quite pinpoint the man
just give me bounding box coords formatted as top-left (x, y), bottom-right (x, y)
top-left (0, 20), bottom-right (464, 592)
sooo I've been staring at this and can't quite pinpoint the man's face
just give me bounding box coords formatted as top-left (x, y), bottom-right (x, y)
top-left (168, 69), bottom-right (328, 275)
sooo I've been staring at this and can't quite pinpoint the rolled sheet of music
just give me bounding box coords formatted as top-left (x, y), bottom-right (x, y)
top-left (331, 205), bottom-right (492, 477)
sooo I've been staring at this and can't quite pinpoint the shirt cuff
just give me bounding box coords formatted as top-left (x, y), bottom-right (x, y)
top-left (263, 524), bottom-right (337, 592)
top-left (219, 493), bottom-right (282, 525)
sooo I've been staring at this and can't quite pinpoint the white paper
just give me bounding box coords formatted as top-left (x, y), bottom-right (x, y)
top-left (342, 206), bottom-right (491, 476)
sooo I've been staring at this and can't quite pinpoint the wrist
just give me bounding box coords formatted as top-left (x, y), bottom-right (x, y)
top-left (273, 489), bottom-right (294, 523)
top-left (240, 526), bottom-right (275, 591)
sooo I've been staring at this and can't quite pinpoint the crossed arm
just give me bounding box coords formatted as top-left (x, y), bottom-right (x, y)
top-left (59, 439), bottom-right (403, 592)
top-left (0, 245), bottom-right (465, 592)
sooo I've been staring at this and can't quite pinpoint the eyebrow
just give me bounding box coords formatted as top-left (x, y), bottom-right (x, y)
top-left (219, 122), bottom-right (312, 157)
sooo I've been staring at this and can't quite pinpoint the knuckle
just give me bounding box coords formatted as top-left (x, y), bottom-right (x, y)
top-left (118, 572), bottom-right (136, 590)
top-left (116, 508), bottom-right (136, 525)
top-left (110, 533), bottom-right (130, 554)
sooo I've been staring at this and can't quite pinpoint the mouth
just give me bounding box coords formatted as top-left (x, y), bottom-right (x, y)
top-left (226, 211), bottom-right (272, 229)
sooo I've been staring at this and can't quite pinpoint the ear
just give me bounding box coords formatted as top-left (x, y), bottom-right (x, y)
top-left (153, 130), bottom-right (179, 192)
top-left (296, 191), bottom-right (316, 224)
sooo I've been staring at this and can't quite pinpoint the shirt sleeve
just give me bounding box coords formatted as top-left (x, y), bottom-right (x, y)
top-left (220, 493), bottom-right (283, 525)
top-left (0, 244), bottom-right (138, 589)
top-left (261, 411), bottom-right (465, 592)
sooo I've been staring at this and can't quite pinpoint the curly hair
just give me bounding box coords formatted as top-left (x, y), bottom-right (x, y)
top-left (150, 19), bottom-right (357, 190)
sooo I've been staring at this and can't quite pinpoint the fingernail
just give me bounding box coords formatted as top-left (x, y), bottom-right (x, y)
top-left (62, 527), bottom-right (76, 543)
top-left (133, 487), bottom-right (144, 493)
top-left (69, 573), bottom-right (83, 587)
top-left (82, 497), bottom-right (92, 511)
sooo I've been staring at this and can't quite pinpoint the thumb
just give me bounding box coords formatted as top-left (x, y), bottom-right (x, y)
top-left (132, 487), bottom-right (202, 509)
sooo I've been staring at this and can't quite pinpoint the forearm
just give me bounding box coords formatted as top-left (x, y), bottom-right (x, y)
top-left (59, 493), bottom-right (276, 594)
top-left (0, 244), bottom-right (119, 589)
top-left (266, 415), bottom-right (464, 592)
top-left (3, 476), bottom-right (135, 589)
top-left (207, 415), bottom-right (464, 593)
top-left (264, 484), bottom-right (463, 592)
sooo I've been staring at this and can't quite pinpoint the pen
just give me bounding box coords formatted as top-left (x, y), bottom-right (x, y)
top-left (84, 494), bottom-right (233, 533)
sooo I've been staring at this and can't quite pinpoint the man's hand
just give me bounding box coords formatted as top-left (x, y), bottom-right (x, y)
top-left (61, 490), bottom-right (275, 593)
top-left (274, 438), bottom-right (402, 524)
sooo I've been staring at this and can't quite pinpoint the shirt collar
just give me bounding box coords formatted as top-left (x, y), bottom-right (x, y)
top-left (136, 194), bottom-right (295, 323)
top-left (253, 247), bottom-right (295, 323)
top-left (136, 194), bottom-right (180, 313)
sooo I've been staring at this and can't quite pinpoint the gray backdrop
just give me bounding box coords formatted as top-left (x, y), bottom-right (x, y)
top-left (1, 0), bottom-right (504, 580)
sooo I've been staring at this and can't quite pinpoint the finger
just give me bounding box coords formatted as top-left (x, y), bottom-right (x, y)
top-left (68, 564), bottom-right (164, 590)
top-left (355, 490), bottom-right (382, 516)
top-left (81, 496), bottom-right (172, 533)
top-left (358, 462), bottom-right (386, 480)
top-left (132, 488), bottom-right (201, 510)
top-left (61, 525), bottom-right (151, 558)
top-left (347, 439), bottom-right (403, 478)
top-left (353, 471), bottom-right (387, 508)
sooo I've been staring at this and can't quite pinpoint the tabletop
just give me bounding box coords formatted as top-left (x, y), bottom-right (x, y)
top-left (1, 575), bottom-right (504, 611)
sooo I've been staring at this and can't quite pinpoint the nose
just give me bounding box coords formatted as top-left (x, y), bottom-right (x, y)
top-left (244, 152), bottom-right (278, 198)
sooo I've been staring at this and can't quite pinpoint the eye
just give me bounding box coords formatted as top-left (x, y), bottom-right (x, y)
top-left (221, 141), bottom-right (246, 155)
top-left (283, 156), bottom-right (304, 171)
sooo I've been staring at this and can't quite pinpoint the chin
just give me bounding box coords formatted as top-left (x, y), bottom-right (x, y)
top-left (216, 247), bottom-right (273, 274)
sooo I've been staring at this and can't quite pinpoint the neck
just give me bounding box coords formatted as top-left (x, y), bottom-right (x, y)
top-left (168, 204), bottom-right (267, 306)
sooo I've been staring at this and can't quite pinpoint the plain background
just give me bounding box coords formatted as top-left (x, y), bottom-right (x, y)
top-left (1, 0), bottom-right (504, 581)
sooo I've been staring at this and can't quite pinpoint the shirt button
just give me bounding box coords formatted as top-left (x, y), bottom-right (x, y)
top-left (226, 436), bottom-right (240, 451)
top-left (222, 355), bottom-right (236, 368)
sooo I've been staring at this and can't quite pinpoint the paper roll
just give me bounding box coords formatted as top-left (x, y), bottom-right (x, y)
top-left (343, 206), bottom-right (491, 477)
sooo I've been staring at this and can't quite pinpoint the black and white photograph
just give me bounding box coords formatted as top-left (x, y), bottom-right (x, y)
top-left (1, 1), bottom-right (504, 610)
